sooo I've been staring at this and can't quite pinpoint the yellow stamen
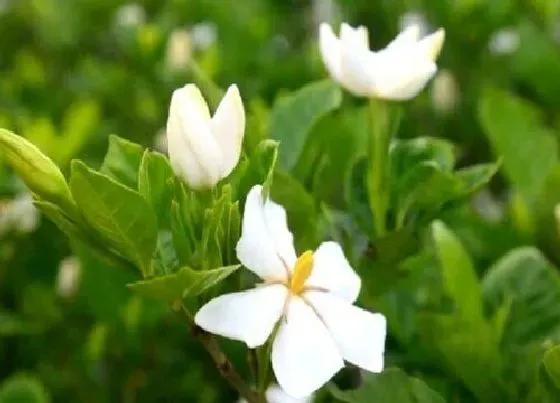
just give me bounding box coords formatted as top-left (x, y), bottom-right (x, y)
top-left (290, 250), bottom-right (314, 295)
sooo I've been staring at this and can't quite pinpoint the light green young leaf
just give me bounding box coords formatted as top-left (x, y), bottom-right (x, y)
top-left (478, 87), bottom-right (558, 203)
top-left (329, 368), bottom-right (444, 403)
top-left (0, 374), bottom-right (50, 403)
top-left (127, 265), bottom-right (240, 302)
top-left (70, 160), bottom-right (158, 277)
top-left (138, 150), bottom-right (174, 228)
top-left (431, 221), bottom-right (484, 322)
top-left (100, 135), bottom-right (144, 189)
top-left (270, 79), bottom-right (342, 170)
top-left (0, 129), bottom-right (76, 215)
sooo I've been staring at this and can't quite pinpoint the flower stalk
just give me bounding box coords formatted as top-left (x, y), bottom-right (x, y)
top-left (367, 99), bottom-right (401, 237)
top-left (178, 303), bottom-right (258, 403)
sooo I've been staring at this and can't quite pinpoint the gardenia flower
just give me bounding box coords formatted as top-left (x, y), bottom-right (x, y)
top-left (319, 22), bottom-right (445, 100)
top-left (195, 185), bottom-right (387, 398)
top-left (166, 83), bottom-right (245, 190)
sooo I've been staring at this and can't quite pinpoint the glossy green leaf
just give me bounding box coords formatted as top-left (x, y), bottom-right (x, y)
top-left (70, 160), bottom-right (157, 276)
top-left (431, 220), bottom-right (484, 322)
top-left (100, 135), bottom-right (144, 189)
top-left (0, 129), bottom-right (76, 215)
top-left (127, 265), bottom-right (240, 302)
top-left (0, 375), bottom-right (50, 402)
top-left (269, 79), bottom-right (342, 170)
top-left (478, 87), bottom-right (558, 203)
top-left (329, 368), bottom-right (444, 403)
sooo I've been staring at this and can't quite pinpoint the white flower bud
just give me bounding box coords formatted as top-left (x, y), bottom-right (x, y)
top-left (166, 84), bottom-right (245, 190)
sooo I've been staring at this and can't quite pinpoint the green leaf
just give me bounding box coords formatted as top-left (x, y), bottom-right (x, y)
top-left (269, 79), bottom-right (342, 170)
top-left (0, 311), bottom-right (43, 336)
top-left (396, 162), bottom-right (463, 216)
top-left (0, 374), bottom-right (50, 403)
top-left (345, 157), bottom-right (375, 237)
top-left (482, 247), bottom-right (560, 345)
top-left (127, 265), bottom-right (240, 302)
top-left (138, 150), bottom-right (174, 228)
top-left (170, 201), bottom-right (194, 267)
top-left (329, 368), bottom-right (444, 403)
top-left (454, 162), bottom-right (500, 195)
top-left (478, 87), bottom-right (558, 203)
top-left (544, 345), bottom-right (560, 390)
top-left (270, 171), bottom-right (318, 251)
top-left (0, 129), bottom-right (76, 215)
top-left (100, 135), bottom-right (144, 189)
top-left (431, 220), bottom-right (484, 322)
top-left (391, 137), bottom-right (456, 178)
top-left (237, 139), bottom-right (279, 199)
top-left (418, 315), bottom-right (506, 402)
top-left (33, 200), bottom-right (134, 271)
top-left (70, 160), bottom-right (157, 276)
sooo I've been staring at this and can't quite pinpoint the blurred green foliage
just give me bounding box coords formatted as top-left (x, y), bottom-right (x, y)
top-left (3, 0), bottom-right (560, 402)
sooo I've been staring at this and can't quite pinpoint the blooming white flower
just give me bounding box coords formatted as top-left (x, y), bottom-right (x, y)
top-left (195, 185), bottom-right (387, 398)
top-left (319, 22), bottom-right (445, 100)
top-left (166, 83), bottom-right (245, 190)
top-left (238, 383), bottom-right (312, 403)
top-left (0, 193), bottom-right (40, 235)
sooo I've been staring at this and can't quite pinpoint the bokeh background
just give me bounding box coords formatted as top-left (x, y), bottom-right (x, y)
top-left (3, 0), bottom-right (560, 402)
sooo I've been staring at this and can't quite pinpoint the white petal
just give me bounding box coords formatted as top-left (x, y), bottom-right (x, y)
top-left (266, 384), bottom-right (313, 403)
top-left (304, 242), bottom-right (361, 303)
top-left (177, 84), bottom-right (211, 121)
top-left (167, 85), bottom-right (223, 189)
top-left (305, 291), bottom-right (386, 373)
top-left (416, 28), bottom-right (445, 61)
top-left (319, 23), bottom-right (342, 81)
top-left (210, 84), bottom-right (245, 178)
top-left (194, 284), bottom-right (287, 348)
top-left (272, 297), bottom-right (343, 399)
top-left (236, 185), bottom-right (296, 281)
top-left (371, 57), bottom-right (437, 100)
top-left (339, 24), bottom-right (375, 96)
top-left (340, 23), bottom-right (369, 52)
top-left (383, 25), bottom-right (421, 53)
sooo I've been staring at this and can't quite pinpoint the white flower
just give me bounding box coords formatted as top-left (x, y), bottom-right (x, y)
top-left (488, 28), bottom-right (519, 55)
top-left (431, 69), bottom-right (459, 114)
top-left (195, 185), bottom-right (387, 398)
top-left (56, 256), bottom-right (81, 298)
top-left (114, 3), bottom-right (146, 28)
top-left (0, 193), bottom-right (40, 235)
top-left (190, 22), bottom-right (218, 50)
top-left (238, 383), bottom-right (312, 403)
top-left (166, 29), bottom-right (192, 72)
top-left (166, 83), bottom-right (245, 190)
top-left (319, 22), bottom-right (445, 100)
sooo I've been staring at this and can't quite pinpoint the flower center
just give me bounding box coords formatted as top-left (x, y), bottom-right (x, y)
top-left (289, 250), bottom-right (314, 295)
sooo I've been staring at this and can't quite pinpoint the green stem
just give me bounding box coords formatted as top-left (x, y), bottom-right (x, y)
top-left (257, 339), bottom-right (274, 403)
top-left (366, 99), bottom-right (402, 238)
top-left (177, 303), bottom-right (259, 403)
